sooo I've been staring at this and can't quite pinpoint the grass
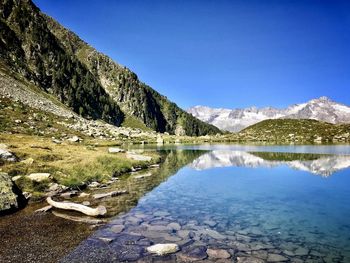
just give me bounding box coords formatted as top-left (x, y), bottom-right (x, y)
top-left (121, 115), bottom-right (153, 131)
top-left (0, 97), bottom-right (77, 138)
top-left (0, 133), bottom-right (160, 197)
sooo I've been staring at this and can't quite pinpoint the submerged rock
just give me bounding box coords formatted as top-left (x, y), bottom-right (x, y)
top-left (236, 256), bottom-right (265, 263)
top-left (167, 222), bottom-right (181, 231)
top-left (203, 220), bottom-right (217, 227)
top-left (178, 246), bottom-right (208, 261)
top-left (267, 253), bottom-right (288, 262)
top-left (146, 243), bottom-right (179, 256)
top-left (111, 225), bottom-right (125, 234)
top-left (207, 248), bottom-right (231, 259)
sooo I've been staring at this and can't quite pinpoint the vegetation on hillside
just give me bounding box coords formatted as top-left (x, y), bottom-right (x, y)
top-left (44, 13), bottom-right (221, 136)
top-left (0, 0), bottom-right (221, 136)
top-left (235, 119), bottom-right (350, 143)
top-left (0, 0), bottom-right (124, 125)
top-left (0, 133), bottom-right (160, 198)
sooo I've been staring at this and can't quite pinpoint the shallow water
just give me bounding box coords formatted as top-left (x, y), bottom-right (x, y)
top-left (63, 145), bottom-right (350, 262)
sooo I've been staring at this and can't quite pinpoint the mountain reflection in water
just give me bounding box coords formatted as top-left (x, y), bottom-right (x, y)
top-left (189, 150), bottom-right (350, 176)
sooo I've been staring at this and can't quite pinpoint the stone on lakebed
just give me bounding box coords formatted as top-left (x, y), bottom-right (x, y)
top-left (146, 243), bottom-right (179, 256)
top-left (206, 248), bottom-right (231, 259)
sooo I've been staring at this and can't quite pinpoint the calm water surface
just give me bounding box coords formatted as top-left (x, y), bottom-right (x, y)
top-left (63, 145), bottom-right (350, 263)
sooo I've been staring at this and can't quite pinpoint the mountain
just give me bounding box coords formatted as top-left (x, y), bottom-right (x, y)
top-left (188, 96), bottom-right (350, 132)
top-left (0, 0), bottom-right (220, 136)
top-left (189, 150), bottom-right (350, 176)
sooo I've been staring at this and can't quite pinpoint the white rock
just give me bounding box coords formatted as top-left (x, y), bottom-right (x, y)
top-left (78, 192), bottom-right (90, 198)
top-left (27, 173), bottom-right (51, 182)
top-left (0, 143), bottom-right (8, 150)
top-left (108, 147), bottom-right (124, 153)
top-left (126, 152), bottom-right (152, 162)
top-left (12, 175), bottom-right (22, 181)
top-left (134, 173), bottom-right (152, 179)
top-left (68, 136), bottom-right (81, 142)
top-left (0, 149), bottom-right (18, 162)
top-left (156, 135), bottom-right (164, 145)
top-left (21, 158), bottom-right (34, 165)
top-left (146, 243), bottom-right (179, 256)
top-left (88, 181), bottom-right (100, 188)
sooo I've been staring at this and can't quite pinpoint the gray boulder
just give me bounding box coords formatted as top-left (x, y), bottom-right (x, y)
top-left (0, 146), bottom-right (18, 162)
top-left (0, 172), bottom-right (23, 213)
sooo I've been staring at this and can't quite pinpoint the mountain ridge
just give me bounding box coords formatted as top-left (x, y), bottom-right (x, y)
top-left (188, 96), bottom-right (350, 132)
top-left (0, 0), bottom-right (220, 136)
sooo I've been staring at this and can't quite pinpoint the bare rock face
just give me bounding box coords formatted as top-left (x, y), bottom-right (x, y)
top-left (0, 173), bottom-right (21, 213)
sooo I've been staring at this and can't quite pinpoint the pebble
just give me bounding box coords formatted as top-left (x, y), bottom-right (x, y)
top-left (178, 246), bottom-right (208, 262)
top-left (147, 225), bottom-right (168, 231)
top-left (167, 222), bottom-right (181, 231)
top-left (153, 211), bottom-right (170, 217)
top-left (177, 230), bottom-right (191, 239)
top-left (236, 256), bottom-right (265, 263)
top-left (201, 229), bottom-right (226, 240)
top-left (78, 192), bottom-right (90, 198)
top-left (203, 220), bottom-right (217, 227)
top-left (267, 253), bottom-right (288, 262)
top-left (294, 247), bottom-right (309, 256)
top-left (88, 181), bottom-right (100, 188)
top-left (206, 248), bottom-right (231, 259)
top-left (111, 225), bottom-right (125, 234)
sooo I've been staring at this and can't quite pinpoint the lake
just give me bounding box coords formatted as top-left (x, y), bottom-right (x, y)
top-left (62, 145), bottom-right (350, 262)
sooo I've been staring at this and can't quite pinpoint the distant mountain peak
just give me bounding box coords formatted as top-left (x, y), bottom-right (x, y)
top-left (188, 97), bottom-right (350, 132)
top-left (310, 96), bottom-right (332, 103)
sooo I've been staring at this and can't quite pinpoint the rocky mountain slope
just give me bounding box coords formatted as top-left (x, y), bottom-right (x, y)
top-left (188, 97), bottom-right (350, 132)
top-left (0, 0), bottom-right (220, 136)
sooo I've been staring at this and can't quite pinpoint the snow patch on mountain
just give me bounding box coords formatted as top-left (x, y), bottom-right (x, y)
top-left (188, 97), bottom-right (350, 132)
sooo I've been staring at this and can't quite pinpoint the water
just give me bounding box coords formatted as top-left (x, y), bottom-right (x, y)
top-left (63, 145), bottom-right (350, 262)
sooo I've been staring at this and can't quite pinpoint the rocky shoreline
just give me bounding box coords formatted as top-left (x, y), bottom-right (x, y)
top-left (62, 204), bottom-right (348, 263)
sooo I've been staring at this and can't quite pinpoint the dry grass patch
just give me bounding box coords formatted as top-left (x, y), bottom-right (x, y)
top-left (0, 134), bottom-right (160, 194)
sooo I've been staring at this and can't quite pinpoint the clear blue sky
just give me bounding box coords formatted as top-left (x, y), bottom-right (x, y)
top-left (33, 0), bottom-right (350, 109)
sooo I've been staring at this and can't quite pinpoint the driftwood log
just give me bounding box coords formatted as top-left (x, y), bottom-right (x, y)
top-left (47, 197), bottom-right (107, 216)
top-left (52, 211), bottom-right (107, 224)
top-left (93, 190), bottom-right (128, 200)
